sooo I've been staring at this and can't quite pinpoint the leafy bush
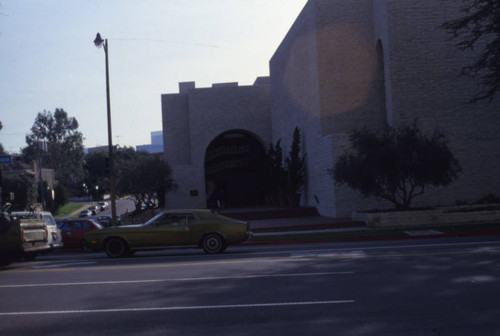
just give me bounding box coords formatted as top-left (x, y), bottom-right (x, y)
top-left (332, 124), bottom-right (461, 210)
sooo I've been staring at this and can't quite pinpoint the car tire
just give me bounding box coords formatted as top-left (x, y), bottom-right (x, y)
top-left (202, 233), bottom-right (226, 254)
top-left (105, 238), bottom-right (129, 258)
top-left (22, 252), bottom-right (38, 261)
top-left (0, 256), bottom-right (13, 267)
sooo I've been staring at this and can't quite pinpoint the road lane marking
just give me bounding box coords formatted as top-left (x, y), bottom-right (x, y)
top-left (1, 257), bottom-right (327, 274)
top-left (256, 240), bottom-right (500, 256)
top-left (290, 251), bottom-right (367, 259)
top-left (0, 271), bottom-right (354, 288)
top-left (0, 300), bottom-right (355, 316)
top-left (31, 262), bottom-right (97, 269)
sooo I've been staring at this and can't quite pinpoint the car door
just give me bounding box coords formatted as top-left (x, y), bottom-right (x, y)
top-left (60, 221), bottom-right (77, 248)
top-left (144, 213), bottom-right (190, 247)
top-left (73, 220), bottom-right (90, 245)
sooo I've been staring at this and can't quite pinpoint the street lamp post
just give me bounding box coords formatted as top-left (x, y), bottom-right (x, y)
top-left (94, 32), bottom-right (117, 226)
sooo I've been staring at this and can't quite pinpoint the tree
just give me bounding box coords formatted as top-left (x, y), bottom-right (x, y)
top-left (116, 151), bottom-right (176, 211)
top-left (0, 121), bottom-right (5, 154)
top-left (285, 127), bottom-right (306, 194)
top-left (442, 0), bottom-right (500, 101)
top-left (332, 124), bottom-right (461, 210)
top-left (22, 109), bottom-right (85, 190)
top-left (83, 150), bottom-right (108, 198)
top-left (265, 139), bottom-right (287, 195)
top-left (44, 183), bottom-right (68, 214)
top-left (1, 173), bottom-right (38, 211)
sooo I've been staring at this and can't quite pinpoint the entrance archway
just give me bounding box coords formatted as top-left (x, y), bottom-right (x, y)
top-left (205, 131), bottom-right (267, 208)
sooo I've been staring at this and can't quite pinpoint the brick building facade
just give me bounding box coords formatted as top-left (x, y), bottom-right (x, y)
top-left (163, 0), bottom-right (500, 217)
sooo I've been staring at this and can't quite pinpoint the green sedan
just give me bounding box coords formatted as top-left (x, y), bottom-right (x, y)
top-left (84, 209), bottom-right (252, 257)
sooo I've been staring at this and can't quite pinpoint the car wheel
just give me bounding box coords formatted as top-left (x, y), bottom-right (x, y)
top-left (22, 252), bottom-right (38, 261)
top-left (202, 233), bottom-right (226, 254)
top-left (0, 256), bottom-right (13, 267)
top-left (105, 238), bottom-right (129, 258)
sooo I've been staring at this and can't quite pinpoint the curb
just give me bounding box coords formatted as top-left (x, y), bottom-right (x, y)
top-left (251, 222), bottom-right (365, 233)
top-left (243, 229), bottom-right (500, 246)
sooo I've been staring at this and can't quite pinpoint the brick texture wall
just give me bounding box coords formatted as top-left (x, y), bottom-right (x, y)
top-left (163, 0), bottom-right (499, 217)
top-left (270, 0), bottom-right (500, 217)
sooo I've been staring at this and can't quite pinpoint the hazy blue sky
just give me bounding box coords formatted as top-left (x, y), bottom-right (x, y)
top-left (0, 0), bottom-right (307, 153)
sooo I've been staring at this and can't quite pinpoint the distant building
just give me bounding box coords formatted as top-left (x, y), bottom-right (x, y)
top-left (86, 146), bottom-right (109, 154)
top-left (2, 155), bottom-right (55, 190)
top-left (136, 131), bottom-right (164, 154)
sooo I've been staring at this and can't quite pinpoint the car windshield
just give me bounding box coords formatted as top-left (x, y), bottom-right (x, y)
top-left (42, 215), bottom-right (56, 226)
top-left (89, 220), bottom-right (103, 229)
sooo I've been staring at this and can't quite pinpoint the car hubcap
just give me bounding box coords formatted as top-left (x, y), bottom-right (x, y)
top-left (205, 236), bottom-right (220, 251)
top-left (107, 240), bottom-right (124, 257)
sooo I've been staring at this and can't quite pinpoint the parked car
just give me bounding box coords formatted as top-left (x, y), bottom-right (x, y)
top-left (97, 201), bottom-right (108, 211)
top-left (84, 209), bottom-right (252, 258)
top-left (11, 211), bottom-right (62, 252)
top-left (79, 209), bottom-right (92, 218)
top-left (88, 205), bottom-right (100, 215)
top-left (56, 218), bottom-right (102, 250)
top-left (95, 215), bottom-right (121, 227)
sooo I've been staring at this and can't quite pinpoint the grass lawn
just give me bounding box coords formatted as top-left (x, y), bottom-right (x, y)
top-left (55, 203), bottom-right (88, 218)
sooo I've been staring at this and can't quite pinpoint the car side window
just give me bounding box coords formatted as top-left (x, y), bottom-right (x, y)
top-left (156, 214), bottom-right (188, 226)
top-left (60, 222), bottom-right (72, 232)
top-left (74, 221), bottom-right (88, 231)
top-left (156, 214), bottom-right (174, 226)
top-left (81, 221), bottom-right (90, 230)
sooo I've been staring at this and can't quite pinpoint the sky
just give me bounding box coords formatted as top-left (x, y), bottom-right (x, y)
top-left (0, 0), bottom-right (307, 154)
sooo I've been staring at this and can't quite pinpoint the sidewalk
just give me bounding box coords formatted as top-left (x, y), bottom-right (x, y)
top-left (66, 203), bottom-right (91, 218)
top-left (245, 215), bottom-right (500, 244)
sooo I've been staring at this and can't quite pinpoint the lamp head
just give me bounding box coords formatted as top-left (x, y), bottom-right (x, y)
top-left (94, 33), bottom-right (105, 48)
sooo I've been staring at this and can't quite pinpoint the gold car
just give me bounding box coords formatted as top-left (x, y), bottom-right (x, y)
top-left (84, 209), bottom-right (252, 257)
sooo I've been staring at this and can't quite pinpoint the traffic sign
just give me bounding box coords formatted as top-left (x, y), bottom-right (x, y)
top-left (0, 155), bottom-right (12, 164)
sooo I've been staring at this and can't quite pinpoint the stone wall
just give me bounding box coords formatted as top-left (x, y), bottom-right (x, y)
top-left (162, 81), bottom-right (271, 209)
top-left (270, 0), bottom-right (500, 217)
top-left (162, 0), bottom-right (499, 217)
top-left (383, 0), bottom-right (500, 207)
top-left (270, 1), bottom-right (338, 216)
top-left (270, 0), bottom-right (389, 217)
top-left (353, 204), bottom-right (500, 228)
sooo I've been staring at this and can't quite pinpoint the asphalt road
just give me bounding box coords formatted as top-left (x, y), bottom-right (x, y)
top-left (98, 197), bottom-right (136, 217)
top-left (1, 236), bottom-right (499, 336)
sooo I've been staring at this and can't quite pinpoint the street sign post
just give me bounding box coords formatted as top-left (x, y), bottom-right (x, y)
top-left (0, 155), bottom-right (12, 165)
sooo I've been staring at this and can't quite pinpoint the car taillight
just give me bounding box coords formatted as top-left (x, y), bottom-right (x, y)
top-left (20, 230), bottom-right (24, 242)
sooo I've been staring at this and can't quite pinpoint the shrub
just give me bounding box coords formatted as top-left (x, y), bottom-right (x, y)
top-left (332, 123), bottom-right (461, 210)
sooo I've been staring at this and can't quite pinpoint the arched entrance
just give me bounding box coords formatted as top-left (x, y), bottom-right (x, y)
top-left (205, 131), bottom-right (267, 208)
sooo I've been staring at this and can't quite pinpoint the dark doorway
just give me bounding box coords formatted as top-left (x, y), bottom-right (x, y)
top-left (205, 131), bottom-right (267, 208)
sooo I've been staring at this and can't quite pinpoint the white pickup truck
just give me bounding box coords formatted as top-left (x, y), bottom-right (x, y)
top-left (0, 211), bottom-right (49, 266)
top-left (11, 211), bottom-right (63, 251)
